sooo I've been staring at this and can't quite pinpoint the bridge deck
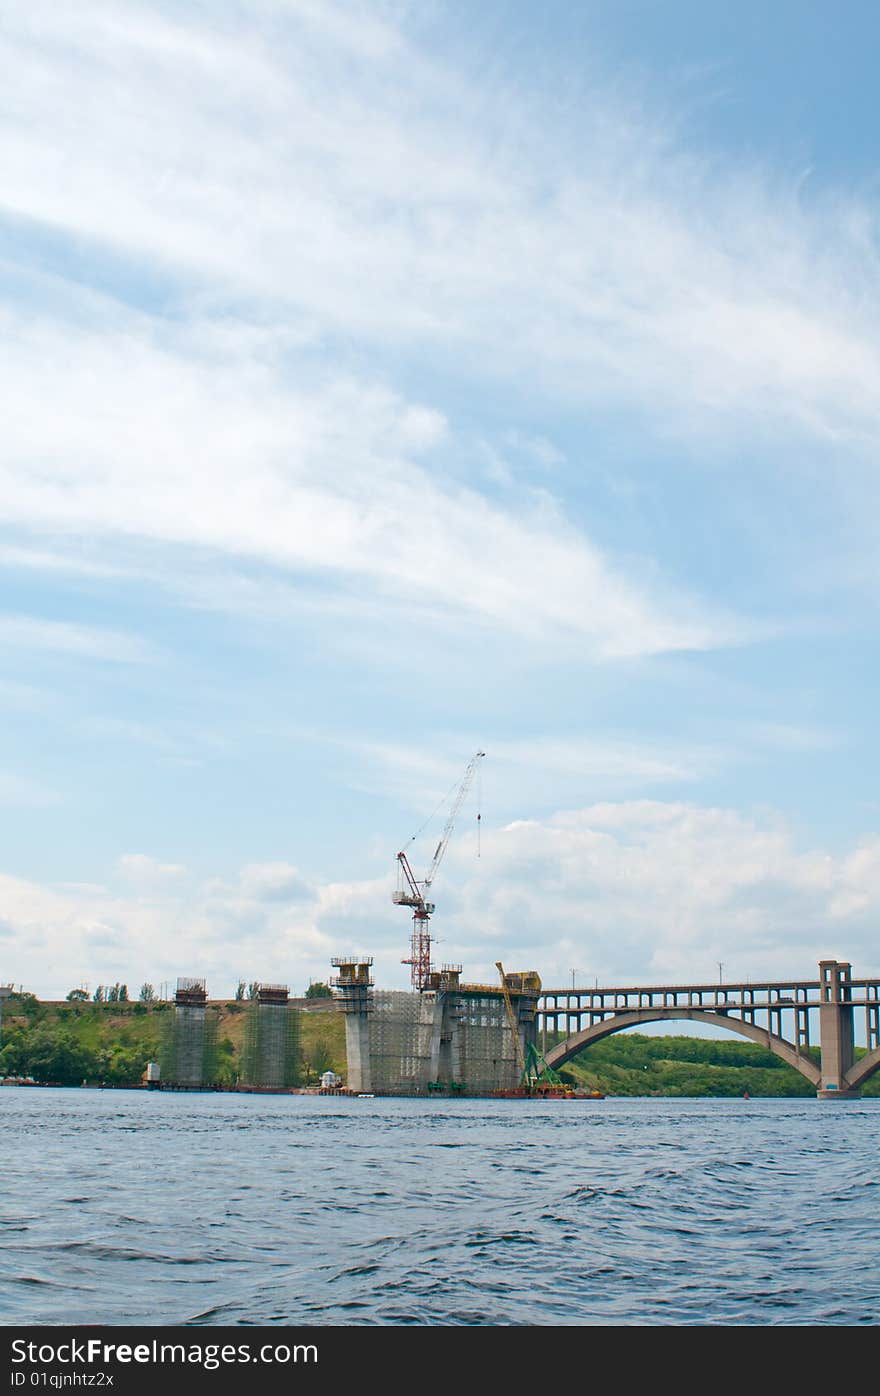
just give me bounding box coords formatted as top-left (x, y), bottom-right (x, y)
top-left (540, 977), bottom-right (880, 1007)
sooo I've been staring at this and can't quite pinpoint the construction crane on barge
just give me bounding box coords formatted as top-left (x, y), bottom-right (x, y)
top-left (394, 750), bottom-right (485, 991)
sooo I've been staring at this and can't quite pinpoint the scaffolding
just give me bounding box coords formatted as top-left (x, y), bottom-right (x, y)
top-left (454, 991), bottom-right (520, 1094)
top-left (365, 988), bottom-right (522, 1094)
top-left (369, 990), bottom-right (436, 1095)
top-left (159, 978), bottom-right (219, 1088)
top-left (329, 954), bottom-right (541, 1096)
top-left (240, 985), bottom-right (301, 1090)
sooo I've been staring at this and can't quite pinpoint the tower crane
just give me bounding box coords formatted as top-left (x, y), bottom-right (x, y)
top-left (393, 750), bottom-right (485, 991)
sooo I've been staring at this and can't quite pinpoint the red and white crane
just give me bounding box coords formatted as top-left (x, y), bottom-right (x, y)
top-left (393, 750), bottom-right (485, 990)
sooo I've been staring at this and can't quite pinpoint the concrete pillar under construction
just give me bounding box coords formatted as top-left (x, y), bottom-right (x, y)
top-left (817, 960), bottom-right (858, 1098)
top-left (166, 978), bottom-right (210, 1088)
top-left (242, 985), bottom-right (298, 1089)
top-left (344, 1013), bottom-right (372, 1094)
top-left (331, 958), bottom-right (374, 1093)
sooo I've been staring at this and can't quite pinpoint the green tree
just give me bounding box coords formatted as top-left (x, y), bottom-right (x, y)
top-left (118, 984), bottom-right (129, 1002)
top-left (66, 989), bottom-right (89, 1002)
top-left (93, 986), bottom-right (105, 1003)
top-left (305, 981), bottom-right (332, 999)
top-left (14, 1027), bottom-right (98, 1085)
top-left (139, 983), bottom-right (156, 1002)
top-left (234, 981), bottom-right (246, 1001)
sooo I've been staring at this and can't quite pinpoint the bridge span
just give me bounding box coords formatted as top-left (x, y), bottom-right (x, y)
top-left (537, 959), bottom-right (880, 1098)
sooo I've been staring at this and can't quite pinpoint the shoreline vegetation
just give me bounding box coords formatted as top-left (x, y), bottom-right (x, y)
top-left (2, 993), bottom-right (877, 1096)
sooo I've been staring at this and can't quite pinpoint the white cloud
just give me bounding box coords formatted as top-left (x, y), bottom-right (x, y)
top-left (441, 801), bottom-right (880, 987)
top-left (118, 854), bottom-right (186, 885)
top-left (235, 862), bottom-right (313, 903)
top-left (4, 802), bottom-right (880, 999)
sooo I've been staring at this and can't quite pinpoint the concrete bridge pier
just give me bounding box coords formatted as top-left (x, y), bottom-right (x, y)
top-left (331, 958), bottom-right (374, 1094)
top-left (817, 960), bottom-right (859, 1099)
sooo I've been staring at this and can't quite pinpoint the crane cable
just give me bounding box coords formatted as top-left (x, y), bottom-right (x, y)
top-left (402, 751), bottom-right (485, 859)
top-left (477, 758), bottom-right (482, 858)
top-left (401, 771), bottom-right (468, 853)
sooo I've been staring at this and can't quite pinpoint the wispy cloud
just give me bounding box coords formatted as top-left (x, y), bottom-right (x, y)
top-left (0, 311), bottom-right (744, 658)
top-left (1, 0), bottom-right (875, 663)
top-left (321, 732), bottom-right (715, 822)
top-left (0, 615), bottom-right (153, 663)
top-left (3, 1), bottom-right (878, 451)
top-left (0, 771), bottom-right (61, 807)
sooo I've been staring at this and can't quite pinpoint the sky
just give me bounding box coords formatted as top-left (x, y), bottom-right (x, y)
top-left (2, 0), bottom-right (880, 1003)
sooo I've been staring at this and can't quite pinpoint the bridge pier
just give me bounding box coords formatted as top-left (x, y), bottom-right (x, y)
top-left (330, 958), bottom-right (374, 1094)
top-left (817, 960), bottom-right (859, 1098)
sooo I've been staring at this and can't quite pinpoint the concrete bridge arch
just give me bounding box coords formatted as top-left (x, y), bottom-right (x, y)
top-left (847, 1044), bottom-right (880, 1092)
top-left (543, 1007), bottom-right (822, 1087)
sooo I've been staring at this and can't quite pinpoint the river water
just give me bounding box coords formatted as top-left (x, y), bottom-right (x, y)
top-left (1, 1089), bottom-right (877, 1326)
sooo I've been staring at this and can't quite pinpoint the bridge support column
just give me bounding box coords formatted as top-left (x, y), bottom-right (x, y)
top-left (817, 961), bottom-right (859, 1098)
top-left (331, 958), bottom-right (374, 1094)
top-left (344, 1012), bottom-right (372, 1094)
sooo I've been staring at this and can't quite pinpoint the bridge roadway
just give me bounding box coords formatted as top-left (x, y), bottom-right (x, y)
top-left (535, 959), bottom-right (880, 1098)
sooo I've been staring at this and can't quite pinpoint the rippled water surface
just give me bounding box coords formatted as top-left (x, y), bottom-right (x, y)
top-left (2, 1090), bottom-right (878, 1325)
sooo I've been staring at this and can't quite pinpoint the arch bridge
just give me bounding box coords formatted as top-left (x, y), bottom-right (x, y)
top-left (536, 960), bottom-right (880, 1098)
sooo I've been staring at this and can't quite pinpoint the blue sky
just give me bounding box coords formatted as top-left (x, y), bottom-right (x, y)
top-left (2, 0), bottom-right (880, 1000)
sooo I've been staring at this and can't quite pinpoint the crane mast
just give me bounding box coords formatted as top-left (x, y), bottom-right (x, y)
top-left (394, 750), bottom-right (484, 990)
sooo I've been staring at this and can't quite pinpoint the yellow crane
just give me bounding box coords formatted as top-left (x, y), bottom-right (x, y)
top-left (496, 962), bottom-right (526, 1076)
top-left (497, 961), bottom-right (576, 1094)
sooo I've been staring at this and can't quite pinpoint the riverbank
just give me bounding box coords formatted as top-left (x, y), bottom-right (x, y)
top-left (2, 992), bottom-right (878, 1095)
